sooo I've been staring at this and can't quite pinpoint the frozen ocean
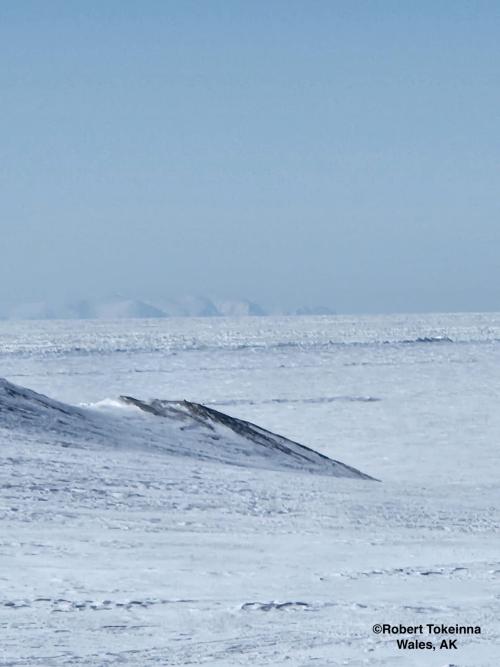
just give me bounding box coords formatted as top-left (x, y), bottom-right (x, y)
top-left (1, 312), bottom-right (499, 666)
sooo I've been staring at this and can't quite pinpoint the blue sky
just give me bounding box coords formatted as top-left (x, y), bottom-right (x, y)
top-left (1, 1), bottom-right (499, 312)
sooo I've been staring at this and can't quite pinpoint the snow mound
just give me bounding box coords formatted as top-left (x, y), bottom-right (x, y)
top-left (0, 378), bottom-right (376, 479)
top-left (0, 377), bottom-right (87, 425)
top-left (119, 396), bottom-right (377, 479)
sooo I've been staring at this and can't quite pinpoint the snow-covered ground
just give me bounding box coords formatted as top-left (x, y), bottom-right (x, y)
top-left (1, 313), bottom-right (499, 665)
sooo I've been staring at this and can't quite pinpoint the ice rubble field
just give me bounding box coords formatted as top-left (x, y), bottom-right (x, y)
top-left (1, 313), bottom-right (500, 666)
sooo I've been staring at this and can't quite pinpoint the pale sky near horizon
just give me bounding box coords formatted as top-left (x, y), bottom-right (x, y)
top-left (1, 1), bottom-right (500, 313)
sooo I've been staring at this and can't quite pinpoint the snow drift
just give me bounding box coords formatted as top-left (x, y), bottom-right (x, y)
top-left (0, 377), bottom-right (376, 479)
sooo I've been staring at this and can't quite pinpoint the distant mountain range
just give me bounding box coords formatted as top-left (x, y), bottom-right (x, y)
top-left (0, 297), bottom-right (336, 320)
top-left (2, 297), bottom-right (264, 320)
top-left (0, 296), bottom-right (334, 320)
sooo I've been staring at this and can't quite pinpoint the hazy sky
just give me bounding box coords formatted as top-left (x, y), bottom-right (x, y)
top-left (2, 1), bottom-right (500, 313)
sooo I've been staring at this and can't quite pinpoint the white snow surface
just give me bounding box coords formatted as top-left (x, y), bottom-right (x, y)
top-left (1, 313), bottom-right (500, 666)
